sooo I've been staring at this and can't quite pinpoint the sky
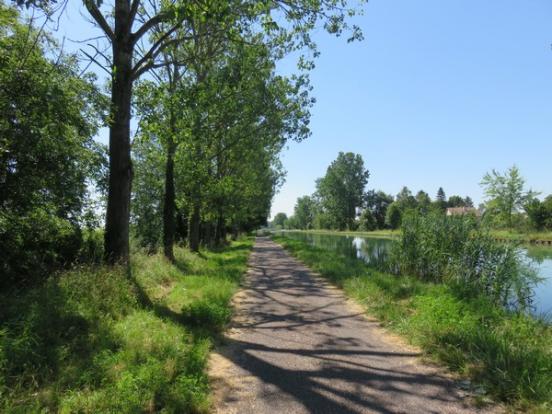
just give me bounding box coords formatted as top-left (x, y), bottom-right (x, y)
top-left (45, 1), bottom-right (552, 218)
top-left (270, 0), bottom-right (552, 217)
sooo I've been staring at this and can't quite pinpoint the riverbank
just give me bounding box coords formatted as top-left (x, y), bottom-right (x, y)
top-left (278, 228), bottom-right (400, 239)
top-left (0, 239), bottom-right (253, 412)
top-left (490, 229), bottom-right (552, 244)
top-left (273, 235), bottom-right (552, 413)
top-left (281, 229), bottom-right (552, 244)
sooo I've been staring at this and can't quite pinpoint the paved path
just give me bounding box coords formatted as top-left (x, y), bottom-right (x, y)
top-left (210, 238), bottom-right (495, 414)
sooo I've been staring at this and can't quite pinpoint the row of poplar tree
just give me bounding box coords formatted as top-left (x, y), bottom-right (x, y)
top-left (1, 0), bottom-right (364, 288)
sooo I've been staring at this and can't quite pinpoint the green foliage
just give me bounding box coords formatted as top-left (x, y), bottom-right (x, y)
top-left (182, 298), bottom-right (232, 331)
top-left (272, 212), bottom-right (288, 228)
top-left (447, 195), bottom-right (465, 208)
top-left (385, 202), bottom-right (402, 229)
top-left (525, 195), bottom-right (552, 231)
top-left (415, 190), bottom-right (431, 213)
top-left (315, 152), bottom-right (369, 230)
top-left (284, 214), bottom-right (299, 229)
top-left (481, 165), bottom-right (537, 228)
top-left (0, 4), bottom-right (107, 287)
top-left (274, 235), bottom-right (552, 412)
top-left (0, 238), bottom-right (253, 412)
top-left (131, 137), bottom-right (165, 252)
top-left (435, 187), bottom-right (447, 211)
top-left (357, 208), bottom-right (376, 231)
top-left (390, 211), bottom-right (540, 310)
top-left (293, 195), bottom-right (317, 229)
top-left (133, 33), bottom-right (309, 247)
top-left (395, 186), bottom-right (417, 210)
top-left (364, 190), bottom-right (393, 229)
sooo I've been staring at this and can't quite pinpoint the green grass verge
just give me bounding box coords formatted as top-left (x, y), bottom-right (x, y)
top-left (0, 238), bottom-right (253, 413)
top-left (273, 235), bottom-right (552, 413)
top-left (490, 229), bottom-right (552, 243)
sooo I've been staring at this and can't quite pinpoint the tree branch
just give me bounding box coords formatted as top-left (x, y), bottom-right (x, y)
top-left (83, 0), bottom-right (114, 41)
top-left (81, 49), bottom-right (112, 76)
top-left (132, 27), bottom-right (194, 80)
top-left (132, 12), bottom-right (167, 44)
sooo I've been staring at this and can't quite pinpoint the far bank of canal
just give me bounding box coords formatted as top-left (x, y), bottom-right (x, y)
top-left (277, 231), bottom-right (552, 317)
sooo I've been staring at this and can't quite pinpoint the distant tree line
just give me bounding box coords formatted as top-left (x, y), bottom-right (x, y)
top-left (272, 156), bottom-right (552, 233)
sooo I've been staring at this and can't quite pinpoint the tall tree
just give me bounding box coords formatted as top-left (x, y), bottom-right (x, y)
top-left (17, 0), bottom-right (365, 262)
top-left (316, 152), bottom-right (369, 230)
top-left (80, 0), bottom-right (203, 263)
top-left (435, 187), bottom-right (447, 211)
top-left (447, 195), bottom-right (467, 208)
top-left (294, 196), bottom-right (316, 229)
top-left (272, 212), bottom-right (287, 228)
top-left (364, 190), bottom-right (393, 229)
top-left (385, 202), bottom-right (402, 229)
top-left (481, 165), bottom-right (536, 227)
top-left (415, 190), bottom-right (431, 213)
top-left (396, 186), bottom-right (417, 210)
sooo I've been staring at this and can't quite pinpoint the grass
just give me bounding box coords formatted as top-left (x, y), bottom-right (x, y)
top-left (0, 238), bottom-right (253, 413)
top-left (273, 235), bottom-right (552, 413)
top-left (490, 229), bottom-right (552, 243)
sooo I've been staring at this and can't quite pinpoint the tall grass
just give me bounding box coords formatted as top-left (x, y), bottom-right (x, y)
top-left (273, 235), bottom-right (552, 412)
top-left (0, 239), bottom-right (252, 413)
top-left (390, 211), bottom-right (540, 310)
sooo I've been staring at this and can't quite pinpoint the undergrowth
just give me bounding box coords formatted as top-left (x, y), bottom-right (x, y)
top-left (0, 238), bottom-right (252, 413)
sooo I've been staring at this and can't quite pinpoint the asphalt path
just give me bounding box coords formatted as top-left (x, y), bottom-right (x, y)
top-left (210, 237), bottom-right (497, 414)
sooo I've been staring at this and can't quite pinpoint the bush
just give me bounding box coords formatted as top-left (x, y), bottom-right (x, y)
top-left (0, 208), bottom-right (83, 289)
top-left (358, 209), bottom-right (377, 231)
top-left (385, 202), bottom-right (402, 229)
top-left (181, 297), bottom-right (232, 332)
top-left (390, 211), bottom-right (540, 310)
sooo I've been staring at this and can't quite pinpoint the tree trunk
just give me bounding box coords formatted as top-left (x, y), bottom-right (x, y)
top-left (189, 202), bottom-right (200, 252)
top-left (215, 210), bottom-right (226, 246)
top-left (104, 3), bottom-right (133, 264)
top-left (202, 221), bottom-right (213, 247)
top-left (231, 224), bottom-right (239, 241)
top-left (175, 208), bottom-right (188, 243)
top-left (162, 135), bottom-right (176, 261)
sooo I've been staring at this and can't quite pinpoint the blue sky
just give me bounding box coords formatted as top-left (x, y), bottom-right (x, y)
top-left (271, 0), bottom-right (552, 217)
top-left (49, 1), bottom-right (552, 218)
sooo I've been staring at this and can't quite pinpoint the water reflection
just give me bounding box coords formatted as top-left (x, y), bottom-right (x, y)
top-left (276, 231), bottom-right (552, 318)
top-left (525, 246), bottom-right (552, 317)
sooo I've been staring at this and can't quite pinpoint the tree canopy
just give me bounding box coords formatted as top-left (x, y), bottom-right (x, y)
top-left (315, 152), bottom-right (369, 230)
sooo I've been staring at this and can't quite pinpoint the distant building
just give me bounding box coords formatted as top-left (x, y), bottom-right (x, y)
top-left (446, 207), bottom-right (480, 217)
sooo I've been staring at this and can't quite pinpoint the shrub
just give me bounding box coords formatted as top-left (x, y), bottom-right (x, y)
top-left (358, 209), bottom-right (377, 231)
top-left (385, 202), bottom-right (402, 229)
top-left (390, 211), bottom-right (540, 310)
top-left (0, 208), bottom-right (83, 289)
top-left (181, 297), bottom-right (232, 332)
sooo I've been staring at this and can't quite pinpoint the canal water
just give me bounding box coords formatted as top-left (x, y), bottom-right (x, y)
top-left (278, 231), bottom-right (552, 318)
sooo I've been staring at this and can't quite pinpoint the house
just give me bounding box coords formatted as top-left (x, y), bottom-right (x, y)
top-left (446, 207), bottom-right (480, 217)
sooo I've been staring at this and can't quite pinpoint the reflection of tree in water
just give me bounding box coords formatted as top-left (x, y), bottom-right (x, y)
top-left (525, 245), bottom-right (552, 264)
top-left (355, 237), bottom-right (391, 268)
top-left (284, 232), bottom-right (393, 268)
